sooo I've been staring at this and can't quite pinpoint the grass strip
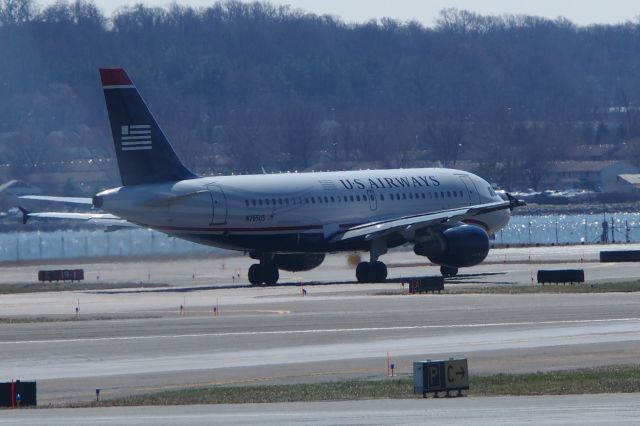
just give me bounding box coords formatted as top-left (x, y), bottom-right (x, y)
top-left (83, 365), bottom-right (640, 407)
top-left (447, 281), bottom-right (640, 294)
top-left (376, 280), bottom-right (640, 296)
top-left (0, 282), bottom-right (169, 294)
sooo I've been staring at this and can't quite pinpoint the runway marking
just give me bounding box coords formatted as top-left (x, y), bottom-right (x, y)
top-left (2, 317), bottom-right (640, 345)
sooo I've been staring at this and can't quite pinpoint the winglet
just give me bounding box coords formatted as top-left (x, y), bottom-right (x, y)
top-left (99, 68), bottom-right (133, 87)
top-left (506, 193), bottom-right (526, 211)
top-left (18, 206), bottom-right (30, 224)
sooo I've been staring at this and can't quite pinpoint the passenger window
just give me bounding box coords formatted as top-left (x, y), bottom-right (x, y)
top-left (311, 197), bottom-right (316, 204)
top-left (252, 200), bottom-right (257, 206)
top-left (265, 199), bottom-right (270, 205)
top-left (259, 199), bottom-right (264, 205)
top-left (350, 195), bottom-right (355, 202)
top-left (447, 191), bottom-right (451, 197)
top-left (380, 194), bottom-right (385, 201)
top-left (409, 193), bottom-right (413, 200)
top-left (434, 192), bottom-right (438, 198)
top-left (441, 192), bottom-right (445, 198)
top-left (402, 193), bottom-right (407, 200)
top-left (330, 196), bottom-right (335, 202)
top-left (356, 195), bottom-right (361, 201)
top-left (285, 199), bottom-right (289, 205)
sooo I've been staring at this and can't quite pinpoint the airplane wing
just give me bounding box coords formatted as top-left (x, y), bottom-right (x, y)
top-left (18, 207), bottom-right (138, 230)
top-left (19, 195), bottom-right (93, 205)
top-left (330, 194), bottom-right (524, 244)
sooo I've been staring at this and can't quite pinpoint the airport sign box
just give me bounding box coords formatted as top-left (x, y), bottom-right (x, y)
top-left (413, 359), bottom-right (469, 397)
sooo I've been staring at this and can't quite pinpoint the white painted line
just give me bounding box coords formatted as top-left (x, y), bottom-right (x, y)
top-left (3, 317), bottom-right (639, 345)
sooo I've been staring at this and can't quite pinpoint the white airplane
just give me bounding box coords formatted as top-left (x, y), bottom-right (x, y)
top-left (21, 68), bottom-right (524, 285)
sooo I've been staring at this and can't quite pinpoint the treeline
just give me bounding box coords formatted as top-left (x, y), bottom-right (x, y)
top-left (2, 0), bottom-right (640, 190)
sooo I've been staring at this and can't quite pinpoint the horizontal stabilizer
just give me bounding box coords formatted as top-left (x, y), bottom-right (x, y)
top-left (19, 195), bottom-right (93, 205)
top-left (19, 210), bottom-right (137, 229)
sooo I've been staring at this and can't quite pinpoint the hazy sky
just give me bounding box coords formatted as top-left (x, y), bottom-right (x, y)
top-left (39, 0), bottom-right (640, 26)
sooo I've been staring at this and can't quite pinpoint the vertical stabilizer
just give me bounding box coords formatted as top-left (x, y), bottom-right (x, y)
top-left (100, 68), bottom-right (197, 186)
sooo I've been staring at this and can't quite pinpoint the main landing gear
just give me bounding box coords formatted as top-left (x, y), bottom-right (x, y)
top-left (356, 239), bottom-right (388, 283)
top-left (356, 260), bottom-right (388, 283)
top-left (440, 266), bottom-right (458, 278)
top-left (248, 254), bottom-right (279, 286)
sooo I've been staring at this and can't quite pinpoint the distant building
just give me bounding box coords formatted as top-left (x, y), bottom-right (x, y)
top-left (544, 161), bottom-right (640, 192)
top-left (616, 174), bottom-right (640, 193)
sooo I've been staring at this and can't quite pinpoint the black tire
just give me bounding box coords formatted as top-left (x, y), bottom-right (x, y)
top-left (263, 264), bottom-right (279, 285)
top-left (371, 261), bottom-right (388, 282)
top-left (440, 266), bottom-right (458, 278)
top-left (356, 261), bottom-right (371, 283)
top-left (248, 264), bottom-right (263, 285)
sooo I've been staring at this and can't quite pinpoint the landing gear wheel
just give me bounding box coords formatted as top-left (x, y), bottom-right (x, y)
top-left (356, 261), bottom-right (387, 283)
top-left (263, 264), bottom-right (279, 286)
top-left (248, 264), bottom-right (263, 286)
top-left (356, 261), bottom-right (371, 283)
top-left (371, 261), bottom-right (388, 282)
top-left (440, 266), bottom-right (458, 278)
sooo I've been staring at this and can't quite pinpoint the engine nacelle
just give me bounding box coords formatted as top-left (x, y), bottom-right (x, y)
top-left (414, 225), bottom-right (489, 268)
top-left (274, 253), bottom-right (326, 272)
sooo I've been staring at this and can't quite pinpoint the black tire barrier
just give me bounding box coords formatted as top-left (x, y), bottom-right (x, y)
top-left (0, 381), bottom-right (36, 407)
top-left (537, 269), bottom-right (584, 284)
top-left (599, 250), bottom-right (640, 263)
top-left (38, 269), bottom-right (84, 282)
top-left (409, 276), bottom-right (445, 293)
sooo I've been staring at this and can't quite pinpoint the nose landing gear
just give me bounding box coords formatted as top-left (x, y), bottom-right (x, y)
top-left (440, 266), bottom-right (458, 278)
top-left (248, 254), bottom-right (280, 286)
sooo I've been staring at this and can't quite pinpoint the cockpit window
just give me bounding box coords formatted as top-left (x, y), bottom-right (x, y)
top-left (488, 186), bottom-right (496, 197)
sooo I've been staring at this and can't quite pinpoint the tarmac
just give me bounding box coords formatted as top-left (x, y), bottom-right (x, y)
top-left (1, 244), bottom-right (639, 423)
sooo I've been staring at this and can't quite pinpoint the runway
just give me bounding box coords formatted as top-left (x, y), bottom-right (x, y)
top-left (2, 394), bottom-right (640, 425)
top-left (1, 244), bottom-right (639, 407)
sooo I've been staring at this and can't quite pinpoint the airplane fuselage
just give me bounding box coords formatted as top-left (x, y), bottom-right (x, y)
top-left (96, 167), bottom-right (509, 253)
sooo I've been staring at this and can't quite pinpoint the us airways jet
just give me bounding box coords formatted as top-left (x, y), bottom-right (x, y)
top-left (21, 68), bottom-right (524, 285)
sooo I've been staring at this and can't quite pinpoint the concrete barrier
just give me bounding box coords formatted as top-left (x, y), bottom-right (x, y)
top-left (600, 250), bottom-right (640, 262)
top-left (537, 269), bottom-right (584, 284)
top-left (38, 269), bottom-right (84, 282)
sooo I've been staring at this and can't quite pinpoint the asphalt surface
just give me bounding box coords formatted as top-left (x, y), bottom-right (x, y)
top-left (2, 394), bottom-right (639, 425)
top-left (0, 244), bottom-right (639, 418)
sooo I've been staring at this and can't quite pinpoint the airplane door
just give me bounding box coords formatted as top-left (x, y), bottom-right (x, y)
top-left (367, 189), bottom-right (378, 211)
top-left (208, 184), bottom-right (228, 225)
top-left (458, 175), bottom-right (481, 205)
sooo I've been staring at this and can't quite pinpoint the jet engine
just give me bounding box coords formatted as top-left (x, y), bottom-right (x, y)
top-left (274, 253), bottom-right (326, 272)
top-left (413, 225), bottom-right (489, 268)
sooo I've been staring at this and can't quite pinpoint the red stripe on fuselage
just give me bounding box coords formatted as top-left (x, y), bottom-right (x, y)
top-left (144, 224), bottom-right (323, 233)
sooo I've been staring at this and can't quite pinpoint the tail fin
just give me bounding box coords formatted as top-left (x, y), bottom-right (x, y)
top-left (99, 68), bottom-right (197, 186)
